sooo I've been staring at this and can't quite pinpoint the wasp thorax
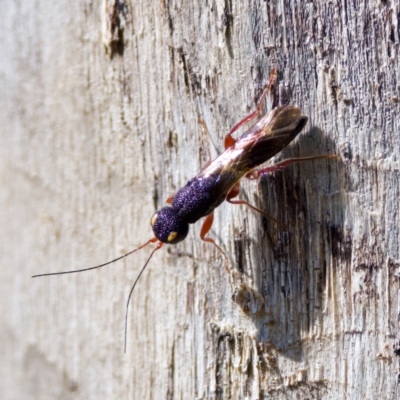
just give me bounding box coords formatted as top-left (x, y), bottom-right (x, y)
top-left (151, 207), bottom-right (189, 244)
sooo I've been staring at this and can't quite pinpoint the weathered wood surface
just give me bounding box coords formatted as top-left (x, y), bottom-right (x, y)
top-left (1, 1), bottom-right (399, 399)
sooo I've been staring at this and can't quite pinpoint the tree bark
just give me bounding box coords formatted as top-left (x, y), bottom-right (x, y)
top-left (1, 1), bottom-right (399, 399)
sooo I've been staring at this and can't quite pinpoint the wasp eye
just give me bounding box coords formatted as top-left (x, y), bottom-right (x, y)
top-left (151, 207), bottom-right (189, 244)
top-left (150, 213), bottom-right (158, 226)
top-left (167, 232), bottom-right (178, 242)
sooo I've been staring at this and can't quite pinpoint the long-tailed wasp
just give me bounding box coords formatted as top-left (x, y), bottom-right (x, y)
top-left (33, 68), bottom-right (335, 351)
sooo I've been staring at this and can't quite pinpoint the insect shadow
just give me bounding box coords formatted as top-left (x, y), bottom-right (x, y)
top-left (231, 125), bottom-right (345, 362)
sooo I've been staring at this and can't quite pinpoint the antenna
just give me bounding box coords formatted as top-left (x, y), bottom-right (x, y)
top-left (32, 237), bottom-right (158, 278)
top-left (32, 237), bottom-right (162, 353)
top-left (124, 241), bottom-right (163, 352)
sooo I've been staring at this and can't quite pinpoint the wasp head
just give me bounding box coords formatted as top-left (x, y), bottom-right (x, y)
top-left (151, 207), bottom-right (189, 244)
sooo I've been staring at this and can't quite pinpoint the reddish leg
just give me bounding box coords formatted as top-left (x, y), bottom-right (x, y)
top-left (200, 212), bottom-right (229, 271)
top-left (226, 184), bottom-right (284, 227)
top-left (224, 68), bottom-right (277, 149)
top-left (166, 195), bottom-right (174, 204)
top-left (247, 155), bottom-right (338, 180)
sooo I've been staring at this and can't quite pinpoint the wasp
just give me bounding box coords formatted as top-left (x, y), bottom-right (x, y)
top-left (33, 69), bottom-right (334, 351)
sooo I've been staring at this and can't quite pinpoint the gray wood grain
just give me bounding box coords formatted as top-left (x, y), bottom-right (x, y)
top-left (1, 1), bottom-right (399, 399)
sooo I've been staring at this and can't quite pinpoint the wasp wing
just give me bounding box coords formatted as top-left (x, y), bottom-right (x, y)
top-left (200, 106), bottom-right (307, 179)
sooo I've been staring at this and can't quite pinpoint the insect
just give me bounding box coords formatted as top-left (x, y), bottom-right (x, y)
top-left (33, 69), bottom-right (334, 351)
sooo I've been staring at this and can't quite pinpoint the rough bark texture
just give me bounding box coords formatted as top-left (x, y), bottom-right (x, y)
top-left (1, 1), bottom-right (400, 399)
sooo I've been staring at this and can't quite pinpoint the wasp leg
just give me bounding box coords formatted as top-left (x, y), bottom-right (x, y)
top-left (200, 212), bottom-right (229, 271)
top-left (224, 68), bottom-right (277, 149)
top-left (166, 195), bottom-right (174, 204)
top-left (226, 184), bottom-right (284, 226)
top-left (247, 155), bottom-right (338, 180)
top-left (227, 184), bottom-right (264, 214)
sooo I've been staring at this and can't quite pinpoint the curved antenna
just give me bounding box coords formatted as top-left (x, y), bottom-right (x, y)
top-left (124, 241), bottom-right (163, 353)
top-left (31, 237), bottom-right (158, 278)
